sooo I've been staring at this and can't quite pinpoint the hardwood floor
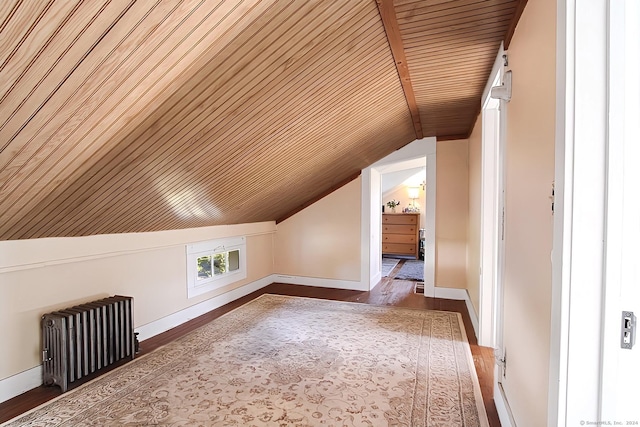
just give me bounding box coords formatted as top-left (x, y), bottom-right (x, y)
top-left (0, 261), bottom-right (500, 426)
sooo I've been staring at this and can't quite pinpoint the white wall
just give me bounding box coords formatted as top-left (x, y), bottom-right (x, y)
top-left (0, 222), bottom-right (275, 383)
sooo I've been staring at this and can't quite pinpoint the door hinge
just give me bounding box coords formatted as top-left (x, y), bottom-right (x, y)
top-left (550, 182), bottom-right (555, 214)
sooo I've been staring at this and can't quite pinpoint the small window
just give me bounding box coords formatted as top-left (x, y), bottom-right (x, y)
top-left (186, 237), bottom-right (247, 298)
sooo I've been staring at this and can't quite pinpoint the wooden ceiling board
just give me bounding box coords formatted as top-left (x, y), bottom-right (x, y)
top-left (396, 0), bottom-right (516, 20)
top-left (239, 111), bottom-right (412, 222)
top-left (0, 1), bottom-right (126, 120)
top-left (0, 0), bottom-right (178, 224)
top-left (0, 0), bottom-right (276, 239)
top-left (99, 76), bottom-right (412, 235)
top-left (404, 27), bottom-right (507, 48)
top-left (0, 0), bottom-right (525, 239)
top-left (0, 0), bottom-right (60, 72)
top-left (399, 10), bottom-right (515, 33)
top-left (415, 47), bottom-right (500, 62)
top-left (402, 23), bottom-right (507, 48)
top-left (377, 0), bottom-right (515, 139)
top-left (5, 0), bottom-right (412, 241)
top-left (401, 14), bottom-right (513, 38)
top-left (0, 0), bottom-right (272, 219)
top-left (60, 4), bottom-right (398, 237)
top-left (396, 0), bottom-right (518, 138)
top-left (21, 42), bottom-right (396, 237)
top-left (86, 84), bottom-right (410, 234)
top-left (102, 88), bottom-right (409, 235)
top-left (0, 1), bottom-right (23, 30)
top-left (395, 0), bottom-right (463, 7)
top-left (398, 1), bottom-right (515, 20)
top-left (5, 0), bottom-right (340, 237)
top-left (0, 0), bottom-right (163, 173)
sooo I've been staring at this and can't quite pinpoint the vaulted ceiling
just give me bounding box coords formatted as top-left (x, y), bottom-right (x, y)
top-left (0, 0), bottom-right (524, 240)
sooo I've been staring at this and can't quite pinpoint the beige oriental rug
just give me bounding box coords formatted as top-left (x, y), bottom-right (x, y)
top-left (4, 295), bottom-right (489, 427)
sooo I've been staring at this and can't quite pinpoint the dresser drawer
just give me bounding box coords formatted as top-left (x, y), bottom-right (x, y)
top-left (383, 224), bottom-right (417, 235)
top-left (381, 213), bottom-right (419, 259)
top-left (382, 243), bottom-right (417, 255)
top-left (383, 233), bottom-right (416, 244)
top-left (382, 214), bottom-right (417, 225)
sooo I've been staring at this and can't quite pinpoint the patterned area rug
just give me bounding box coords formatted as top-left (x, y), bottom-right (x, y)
top-left (4, 295), bottom-right (488, 427)
top-left (395, 259), bottom-right (425, 281)
top-left (381, 257), bottom-right (400, 277)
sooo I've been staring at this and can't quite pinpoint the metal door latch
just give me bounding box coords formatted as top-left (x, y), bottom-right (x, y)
top-left (622, 311), bottom-right (636, 349)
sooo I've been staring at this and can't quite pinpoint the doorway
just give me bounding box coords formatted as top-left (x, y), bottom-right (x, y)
top-left (380, 161), bottom-right (426, 289)
top-left (361, 137), bottom-right (436, 295)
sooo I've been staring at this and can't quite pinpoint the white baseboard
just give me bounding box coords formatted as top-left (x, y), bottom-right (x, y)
top-left (0, 275), bottom-right (273, 404)
top-left (369, 271), bottom-right (382, 290)
top-left (463, 296), bottom-right (480, 342)
top-left (136, 275), bottom-right (273, 341)
top-left (0, 365), bottom-right (42, 404)
top-left (430, 286), bottom-right (479, 340)
top-left (274, 274), bottom-right (368, 291)
top-left (494, 377), bottom-right (516, 427)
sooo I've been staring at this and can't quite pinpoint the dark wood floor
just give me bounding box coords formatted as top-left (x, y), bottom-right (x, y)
top-left (0, 260), bottom-right (500, 426)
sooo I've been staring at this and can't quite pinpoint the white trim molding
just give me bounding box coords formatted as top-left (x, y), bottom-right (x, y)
top-left (495, 377), bottom-right (516, 427)
top-left (186, 236), bottom-right (248, 299)
top-left (137, 275), bottom-right (273, 341)
top-left (274, 274), bottom-right (368, 292)
top-left (0, 365), bottom-right (42, 405)
top-left (478, 43), bottom-right (506, 349)
top-left (0, 275), bottom-right (274, 404)
top-left (0, 223), bottom-right (276, 274)
top-left (549, 0), bottom-right (609, 425)
top-left (362, 138), bottom-right (437, 295)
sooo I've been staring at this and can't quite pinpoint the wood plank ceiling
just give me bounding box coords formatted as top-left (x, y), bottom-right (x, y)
top-left (0, 0), bottom-right (524, 240)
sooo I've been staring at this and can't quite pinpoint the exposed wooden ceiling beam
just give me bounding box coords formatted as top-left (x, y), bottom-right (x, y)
top-left (504, 0), bottom-right (528, 49)
top-left (376, 0), bottom-right (423, 140)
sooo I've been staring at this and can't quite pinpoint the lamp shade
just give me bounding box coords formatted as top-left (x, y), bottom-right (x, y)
top-left (407, 187), bottom-right (420, 199)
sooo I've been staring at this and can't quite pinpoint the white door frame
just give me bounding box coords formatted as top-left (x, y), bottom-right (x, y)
top-left (361, 138), bottom-right (436, 292)
top-left (600, 0), bottom-right (640, 420)
top-left (548, 0), bottom-right (610, 424)
top-left (478, 44), bottom-right (506, 348)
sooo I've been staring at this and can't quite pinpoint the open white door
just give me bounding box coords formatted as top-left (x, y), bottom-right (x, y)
top-left (601, 1), bottom-right (640, 420)
top-left (550, 1), bottom-right (640, 424)
top-left (479, 47), bottom-right (505, 349)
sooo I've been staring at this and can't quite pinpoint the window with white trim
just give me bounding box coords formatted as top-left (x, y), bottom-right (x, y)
top-left (186, 236), bottom-right (247, 298)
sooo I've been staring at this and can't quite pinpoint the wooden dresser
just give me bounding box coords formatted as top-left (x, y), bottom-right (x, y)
top-left (382, 213), bottom-right (420, 259)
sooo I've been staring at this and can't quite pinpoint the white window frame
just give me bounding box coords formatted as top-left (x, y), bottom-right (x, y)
top-left (186, 236), bottom-right (247, 298)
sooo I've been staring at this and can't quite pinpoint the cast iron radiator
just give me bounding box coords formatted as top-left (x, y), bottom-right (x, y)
top-left (41, 295), bottom-right (135, 392)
